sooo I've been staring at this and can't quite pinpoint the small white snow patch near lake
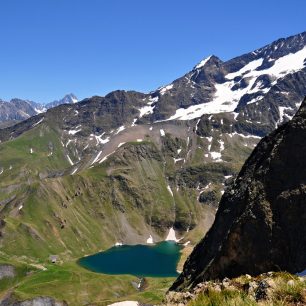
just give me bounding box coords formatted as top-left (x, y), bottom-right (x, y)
top-left (118, 142), bottom-right (126, 148)
top-left (224, 175), bottom-right (233, 180)
top-left (177, 148), bottom-right (182, 155)
top-left (160, 129), bottom-right (165, 136)
top-left (9, 165), bottom-right (12, 170)
top-left (0, 168), bottom-right (3, 175)
top-left (30, 148), bottom-right (33, 154)
top-left (115, 242), bottom-right (123, 246)
top-left (165, 227), bottom-right (179, 242)
top-left (149, 126), bottom-right (153, 131)
top-left (183, 241), bottom-right (191, 247)
top-left (146, 235), bottom-right (154, 244)
top-left (108, 301), bottom-right (139, 306)
top-left (115, 126), bottom-right (125, 135)
top-left (136, 139), bottom-right (143, 142)
top-left (18, 205), bottom-right (23, 210)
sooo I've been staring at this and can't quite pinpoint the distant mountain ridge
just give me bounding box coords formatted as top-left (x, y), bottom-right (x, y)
top-left (0, 93), bottom-right (78, 127)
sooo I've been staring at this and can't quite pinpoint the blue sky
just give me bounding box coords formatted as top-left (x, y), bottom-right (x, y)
top-left (0, 0), bottom-right (305, 103)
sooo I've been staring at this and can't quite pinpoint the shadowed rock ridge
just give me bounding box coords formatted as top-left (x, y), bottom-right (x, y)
top-left (171, 98), bottom-right (306, 291)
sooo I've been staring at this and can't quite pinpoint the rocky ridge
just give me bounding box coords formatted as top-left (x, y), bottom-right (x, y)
top-left (171, 98), bottom-right (306, 291)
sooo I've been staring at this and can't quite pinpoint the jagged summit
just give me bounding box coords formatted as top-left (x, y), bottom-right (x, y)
top-left (194, 55), bottom-right (213, 69)
top-left (171, 98), bottom-right (306, 291)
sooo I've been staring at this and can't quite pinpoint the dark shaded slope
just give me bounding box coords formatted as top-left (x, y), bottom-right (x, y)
top-left (171, 98), bottom-right (306, 291)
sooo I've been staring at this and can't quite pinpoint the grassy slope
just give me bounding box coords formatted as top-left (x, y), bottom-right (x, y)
top-left (0, 122), bottom-right (257, 304)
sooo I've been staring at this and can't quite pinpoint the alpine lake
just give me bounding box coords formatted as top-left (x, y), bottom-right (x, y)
top-left (78, 241), bottom-right (182, 277)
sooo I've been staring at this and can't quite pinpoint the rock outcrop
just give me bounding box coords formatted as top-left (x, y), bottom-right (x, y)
top-left (0, 296), bottom-right (67, 306)
top-left (165, 272), bottom-right (306, 305)
top-left (0, 264), bottom-right (16, 280)
top-left (171, 98), bottom-right (306, 291)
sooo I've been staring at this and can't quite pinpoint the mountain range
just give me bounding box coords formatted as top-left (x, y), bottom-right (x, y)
top-left (0, 94), bottom-right (78, 128)
top-left (0, 31), bottom-right (305, 305)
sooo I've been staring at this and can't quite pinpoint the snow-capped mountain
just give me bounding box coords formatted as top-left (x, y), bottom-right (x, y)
top-left (45, 93), bottom-right (78, 109)
top-left (0, 31), bottom-right (306, 280)
top-left (142, 31), bottom-right (306, 131)
top-left (0, 94), bottom-right (78, 127)
top-left (2, 31), bottom-right (306, 163)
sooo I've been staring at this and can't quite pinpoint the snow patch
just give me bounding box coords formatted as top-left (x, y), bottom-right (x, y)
top-left (99, 151), bottom-right (115, 164)
top-left (90, 133), bottom-right (110, 145)
top-left (165, 47), bottom-right (306, 120)
top-left (276, 106), bottom-right (294, 126)
top-left (108, 302), bottom-right (139, 306)
top-left (146, 235), bottom-right (154, 244)
top-left (68, 128), bottom-right (82, 135)
top-left (226, 132), bottom-right (261, 139)
top-left (160, 129), bottom-right (165, 136)
top-left (173, 158), bottom-right (184, 163)
top-left (66, 154), bottom-right (74, 165)
top-left (91, 151), bottom-right (103, 165)
top-left (32, 117), bottom-right (44, 127)
top-left (167, 185), bottom-right (174, 197)
top-left (115, 126), bottom-right (125, 135)
top-left (194, 55), bottom-right (212, 69)
top-left (210, 151), bottom-right (222, 162)
top-left (159, 84), bottom-right (173, 95)
top-left (71, 167), bottom-right (78, 175)
top-left (165, 227), bottom-right (179, 242)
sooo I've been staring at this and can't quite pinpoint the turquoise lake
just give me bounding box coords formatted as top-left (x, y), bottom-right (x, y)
top-left (78, 241), bottom-right (182, 277)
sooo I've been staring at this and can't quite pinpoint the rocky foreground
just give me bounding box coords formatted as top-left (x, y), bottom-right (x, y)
top-left (165, 272), bottom-right (306, 306)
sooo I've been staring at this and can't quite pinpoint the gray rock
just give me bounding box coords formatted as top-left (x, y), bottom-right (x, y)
top-left (0, 264), bottom-right (15, 280)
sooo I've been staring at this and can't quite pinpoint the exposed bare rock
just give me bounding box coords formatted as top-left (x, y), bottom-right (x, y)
top-left (171, 98), bottom-right (306, 291)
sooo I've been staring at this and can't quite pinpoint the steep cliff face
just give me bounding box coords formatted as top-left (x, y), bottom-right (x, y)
top-left (171, 98), bottom-right (306, 291)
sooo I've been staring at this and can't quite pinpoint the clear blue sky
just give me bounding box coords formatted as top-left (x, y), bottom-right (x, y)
top-left (0, 0), bottom-right (305, 103)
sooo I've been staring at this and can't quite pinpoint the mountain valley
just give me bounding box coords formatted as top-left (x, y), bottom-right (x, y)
top-left (0, 31), bottom-right (306, 305)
